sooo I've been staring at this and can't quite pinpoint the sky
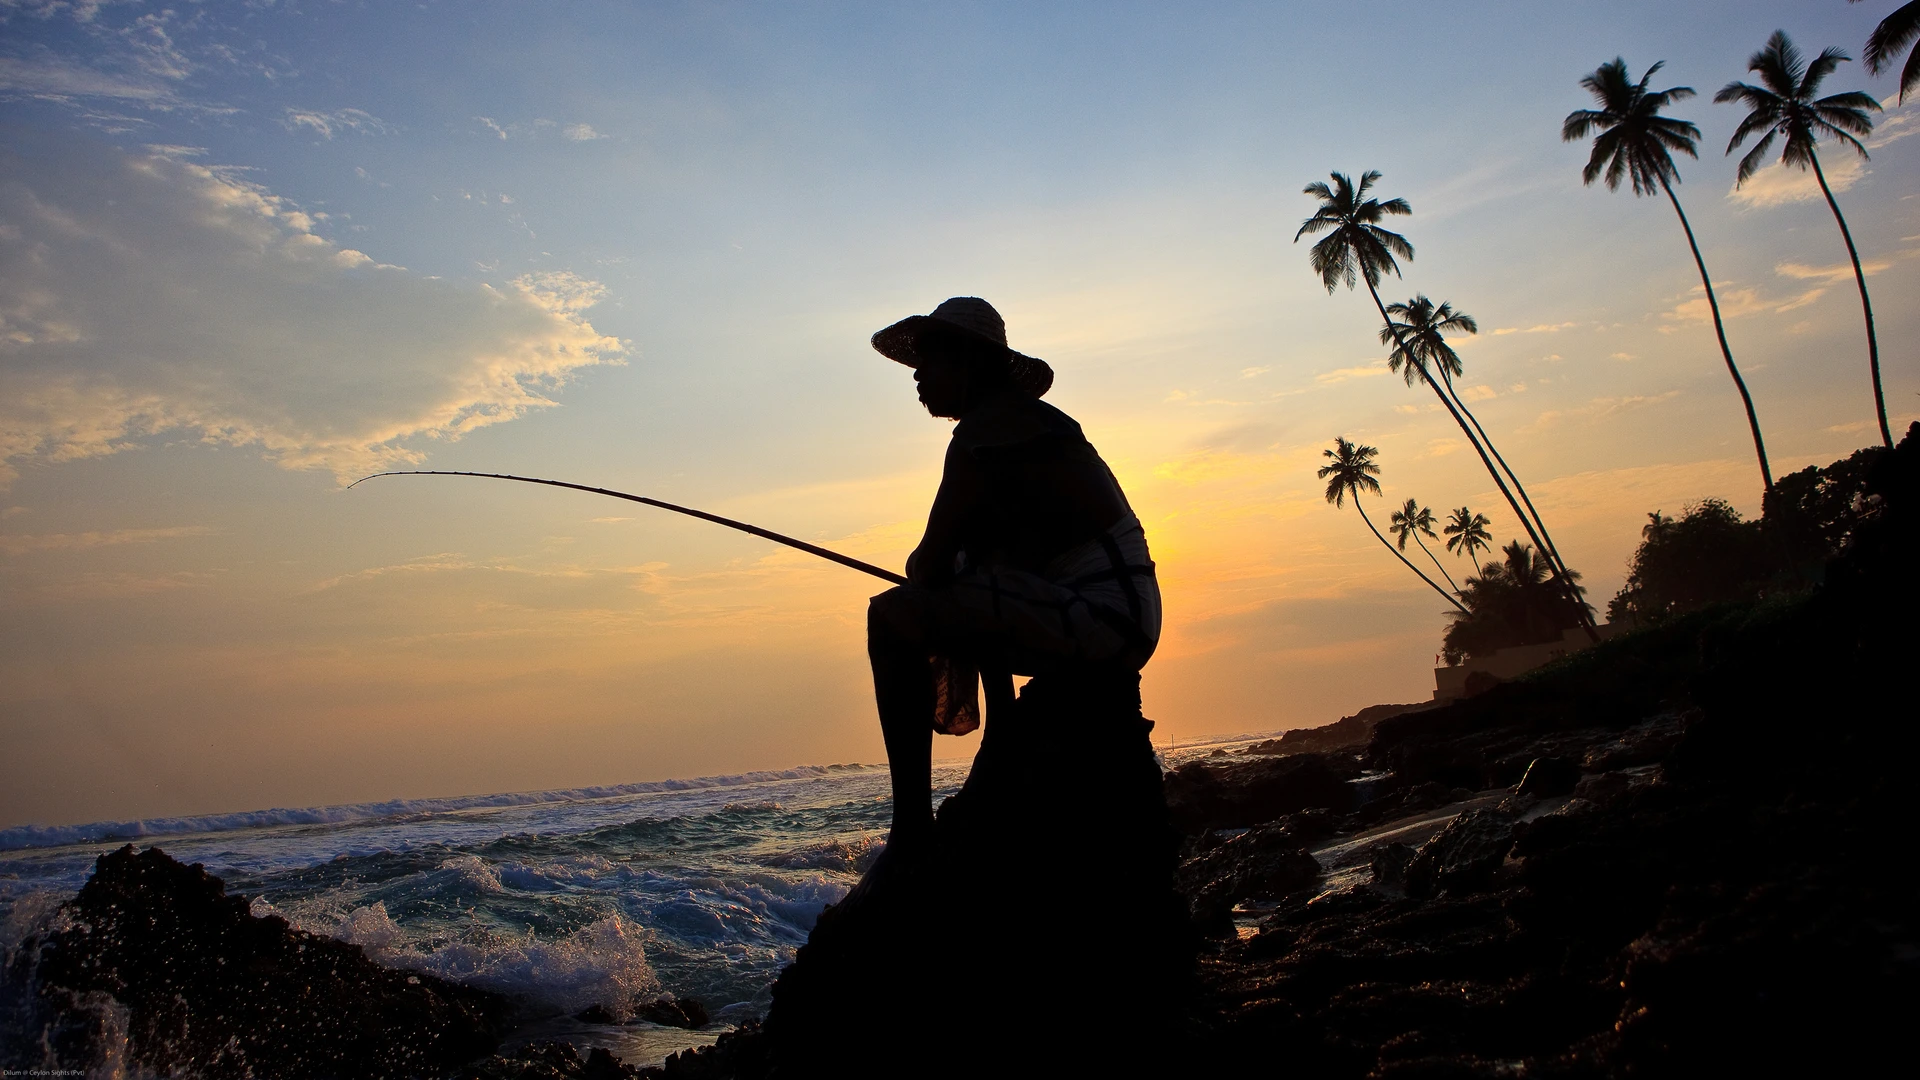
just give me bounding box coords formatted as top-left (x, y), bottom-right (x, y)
top-left (2, 0), bottom-right (1915, 828)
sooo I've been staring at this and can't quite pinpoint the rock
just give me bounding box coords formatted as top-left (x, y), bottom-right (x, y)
top-left (21, 845), bottom-right (510, 1079)
top-left (1572, 771), bottom-right (1631, 804)
top-left (1239, 703), bottom-right (1434, 757)
top-left (1177, 819), bottom-right (1325, 928)
top-left (1514, 756), bottom-right (1580, 797)
top-left (1403, 808), bottom-right (1516, 898)
top-left (575, 1004), bottom-right (619, 1024)
top-left (455, 1041), bottom-right (641, 1080)
top-left (1163, 752), bottom-right (1359, 832)
top-left (1368, 842), bottom-right (1415, 895)
top-left (635, 996), bottom-right (709, 1029)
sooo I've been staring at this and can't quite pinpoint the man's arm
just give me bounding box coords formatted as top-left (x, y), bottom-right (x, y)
top-left (907, 439), bottom-right (985, 588)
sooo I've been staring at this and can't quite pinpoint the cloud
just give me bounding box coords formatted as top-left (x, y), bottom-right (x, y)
top-left (0, 54), bottom-right (172, 103)
top-left (1315, 363), bottom-right (1387, 385)
top-left (0, 132), bottom-right (626, 486)
top-left (0, 524), bottom-right (212, 556)
top-left (1775, 257), bottom-right (1894, 283)
top-left (1491, 321), bottom-right (1578, 335)
top-left (1519, 391), bottom-right (1681, 434)
top-left (562, 123), bottom-right (606, 142)
top-left (282, 108), bottom-right (393, 139)
top-left (1660, 284), bottom-right (1826, 327)
top-left (1459, 384), bottom-right (1498, 402)
top-left (1726, 157), bottom-right (1862, 209)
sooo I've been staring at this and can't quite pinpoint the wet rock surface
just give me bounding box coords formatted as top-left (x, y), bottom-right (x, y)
top-left (8, 844), bottom-right (511, 1079)
top-left (1164, 751), bottom-right (1361, 832)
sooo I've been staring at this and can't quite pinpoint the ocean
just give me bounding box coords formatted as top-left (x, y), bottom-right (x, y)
top-left (0, 734), bottom-right (1265, 1067)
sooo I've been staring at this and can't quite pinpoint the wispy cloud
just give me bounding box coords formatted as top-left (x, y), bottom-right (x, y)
top-left (1726, 157), bottom-right (1862, 209)
top-left (1775, 257), bottom-right (1895, 283)
top-left (1315, 363), bottom-right (1387, 385)
top-left (1660, 284), bottom-right (1826, 328)
top-left (1519, 391), bottom-right (1681, 434)
top-left (1491, 321), bottom-right (1578, 335)
top-left (282, 108), bottom-right (394, 139)
top-left (562, 123), bottom-right (606, 141)
top-left (0, 525), bottom-right (212, 556)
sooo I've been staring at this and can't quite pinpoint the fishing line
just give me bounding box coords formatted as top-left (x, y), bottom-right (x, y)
top-left (349, 470), bottom-right (907, 586)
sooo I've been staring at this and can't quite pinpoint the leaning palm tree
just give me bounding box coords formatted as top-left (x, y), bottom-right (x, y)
top-left (1389, 498), bottom-right (1460, 592)
top-left (1564, 59), bottom-right (1773, 491)
top-left (1381, 295), bottom-right (1584, 609)
top-left (1297, 172), bottom-right (1586, 633)
top-left (1444, 506), bottom-right (1494, 569)
top-left (1851, 0), bottom-right (1920, 103)
top-left (1717, 31), bottom-right (1888, 447)
top-left (1319, 437), bottom-right (1467, 612)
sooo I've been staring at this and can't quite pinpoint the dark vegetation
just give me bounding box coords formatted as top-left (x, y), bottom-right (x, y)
top-left (1608, 443), bottom-right (1888, 624)
top-left (1174, 423), bottom-right (1920, 1077)
top-left (1441, 541), bottom-right (1588, 664)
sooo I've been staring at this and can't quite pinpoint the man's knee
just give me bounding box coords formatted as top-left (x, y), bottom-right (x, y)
top-left (868, 586), bottom-right (924, 649)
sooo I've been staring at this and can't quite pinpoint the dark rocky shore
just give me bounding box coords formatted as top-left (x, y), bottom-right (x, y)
top-left (6, 428), bottom-right (1917, 1078)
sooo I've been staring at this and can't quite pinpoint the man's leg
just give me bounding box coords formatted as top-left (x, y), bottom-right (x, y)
top-left (868, 589), bottom-right (935, 845)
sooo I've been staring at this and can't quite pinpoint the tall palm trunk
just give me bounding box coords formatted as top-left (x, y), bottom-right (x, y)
top-left (1808, 151), bottom-right (1890, 448)
top-left (1410, 529), bottom-right (1460, 592)
top-left (1367, 282), bottom-right (1598, 639)
top-left (1658, 173), bottom-right (1773, 489)
top-left (1356, 498), bottom-right (1467, 612)
top-left (1438, 369), bottom-right (1578, 601)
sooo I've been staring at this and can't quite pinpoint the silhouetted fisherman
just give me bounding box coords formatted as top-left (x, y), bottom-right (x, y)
top-left (864, 296), bottom-right (1161, 852)
top-left (760, 299), bottom-right (1183, 1078)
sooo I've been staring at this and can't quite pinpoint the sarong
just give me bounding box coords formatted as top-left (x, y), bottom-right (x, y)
top-left (916, 512), bottom-right (1160, 735)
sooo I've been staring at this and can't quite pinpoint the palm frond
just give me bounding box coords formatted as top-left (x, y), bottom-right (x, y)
top-left (1861, 1), bottom-right (1920, 77)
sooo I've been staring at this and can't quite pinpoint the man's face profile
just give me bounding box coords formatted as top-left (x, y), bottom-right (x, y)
top-left (914, 356), bottom-right (972, 419)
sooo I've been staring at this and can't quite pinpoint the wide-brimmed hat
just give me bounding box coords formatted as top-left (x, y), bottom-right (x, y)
top-left (871, 297), bottom-right (1054, 398)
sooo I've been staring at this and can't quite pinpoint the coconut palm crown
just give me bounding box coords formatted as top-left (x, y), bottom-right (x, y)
top-left (1319, 436), bottom-right (1382, 507)
top-left (1296, 171), bottom-right (1414, 293)
top-left (1717, 30), bottom-right (1889, 448)
top-left (1391, 498), bottom-right (1459, 593)
top-left (1380, 296), bottom-right (1475, 386)
top-left (1561, 59), bottom-right (1701, 196)
top-left (1444, 507), bottom-right (1494, 567)
top-left (1716, 32), bottom-right (1879, 184)
top-left (1852, 0), bottom-right (1920, 103)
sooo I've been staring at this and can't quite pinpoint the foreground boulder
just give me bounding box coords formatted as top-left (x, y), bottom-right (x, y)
top-left (12, 845), bottom-right (510, 1079)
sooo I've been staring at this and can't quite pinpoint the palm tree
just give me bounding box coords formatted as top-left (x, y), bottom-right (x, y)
top-left (1852, 1), bottom-right (1920, 103)
top-left (1296, 172), bottom-right (1589, 635)
top-left (1390, 498), bottom-right (1459, 592)
top-left (1319, 437), bottom-right (1467, 613)
top-left (1564, 59), bottom-right (1773, 491)
top-left (1380, 295), bottom-right (1583, 608)
top-left (1445, 541), bottom-right (1590, 663)
top-left (1717, 32), bottom-right (1888, 447)
top-left (1444, 506), bottom-right (1494, 568)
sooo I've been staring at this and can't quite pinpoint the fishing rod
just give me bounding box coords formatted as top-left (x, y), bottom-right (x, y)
top-left (348, 470), bottom-right (908, 586)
